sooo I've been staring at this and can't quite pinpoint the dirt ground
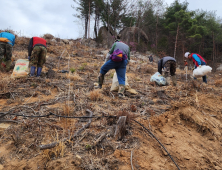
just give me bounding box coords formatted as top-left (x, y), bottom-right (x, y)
top-left (0, 37), bottom-right (222, 170)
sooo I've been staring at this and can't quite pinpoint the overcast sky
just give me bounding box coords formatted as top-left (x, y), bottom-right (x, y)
top-left (0, 0), bottom-right (221, 39)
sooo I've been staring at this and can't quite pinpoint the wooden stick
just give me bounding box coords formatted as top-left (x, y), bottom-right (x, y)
top-left (0, 112), bottom-right (10, 119)
top-left (39, 109), bottom-right (93, 150)
top-left (93, 132), bottom-right (107, 146)
top-left (131, 150), bottom-right (134, 170)
top-left (0, 120), bottom-right (19, 123)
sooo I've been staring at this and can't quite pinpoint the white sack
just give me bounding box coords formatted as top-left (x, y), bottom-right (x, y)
top-left (110, 72), bottom-right (137, 94)
top-left (11, 59), bottom-right (29, 78)
top-left (110, 72), bottom-right (129, 91)
top-left (150, 72), bottom-right (166, 86)
top-left (193, 65), bottom-right (212, 77)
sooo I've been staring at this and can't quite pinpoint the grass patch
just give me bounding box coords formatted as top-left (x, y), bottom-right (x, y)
top-left (66, 73), bottom-right (82, 81)
top-left (88, 89), bottom-right (103, 101)
top-left (79, 66), bottom-right (84, 71)
top-left (70, 68), bottom-right (76, 73)
top-left (215, 79), bottom-right (222, 87)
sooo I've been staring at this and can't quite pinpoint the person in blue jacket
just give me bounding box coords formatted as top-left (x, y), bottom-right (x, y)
top-left (0, 31), bottom-right (15, 72)
top-left (184, 52), bottom-right (207, 83)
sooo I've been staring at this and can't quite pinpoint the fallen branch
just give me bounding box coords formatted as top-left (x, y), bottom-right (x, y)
top-left (0, 120), bottom-right (19, 123)
top-left (39, 109), bottom-right (93, 150)
top-left (93, 132), bottom-right (107, 146)
top-left (78, 130), bottom-right (89, 142)
top-left (44, 120), bottom-right (63, 130)
top-left (0, 105), bottom-right (37, 119)
top-left (0, 112), bottom-right (10, 119)
top-left (110, 92), bottom-right (115, 99)
top-left (24, 90), bottom-right (37, 105)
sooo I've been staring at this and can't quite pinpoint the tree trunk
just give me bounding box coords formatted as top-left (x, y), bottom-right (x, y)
top-left (137, 11), bottom-right (142, 45)
top-left (173, 25), bottom-right (179, 59)
top-left (182, 40), bottom-right (184, 60)
top-left (88, 0), bottom-right (91, 38)
top-left (94, 15), bottom-right (98, 39)
top-left (85, 16), bottom-right (88, 38)
top-left (156, 15), bottom-right (158, 52)
top-left (107, 2), bottom-right (110, 46)
top-left (212, 32), bottom-right (216, 72)
top-left (199, 38), bottom-right (203, 54)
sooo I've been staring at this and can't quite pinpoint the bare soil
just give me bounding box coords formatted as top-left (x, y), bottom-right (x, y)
top-left (0, 38), bottom-right (221, 170)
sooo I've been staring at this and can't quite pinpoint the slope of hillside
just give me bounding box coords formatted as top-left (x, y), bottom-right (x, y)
top-left (0, 36), bottom-right (221, 170)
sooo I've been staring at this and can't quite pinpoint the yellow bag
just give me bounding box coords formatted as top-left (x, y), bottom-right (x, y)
top-left (0, 38), bottom-right (9, 43)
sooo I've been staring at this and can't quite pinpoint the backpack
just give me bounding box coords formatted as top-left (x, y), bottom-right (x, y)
top-left (110, 49), bottom-right (127, 62)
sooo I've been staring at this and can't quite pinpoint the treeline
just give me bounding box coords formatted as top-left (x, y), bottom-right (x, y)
top-left (73, 0), bottom-right (222, 65)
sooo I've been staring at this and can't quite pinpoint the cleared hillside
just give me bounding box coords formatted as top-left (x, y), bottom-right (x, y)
top-left (0, 36), bottom-right (221, 170)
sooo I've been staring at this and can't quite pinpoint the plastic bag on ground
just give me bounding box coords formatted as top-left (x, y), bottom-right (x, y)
top-left (193, 65), bottom-right (212, 77)
top-left (11, 59), bottom-right (29, 78)
top-left (150, 72), bottom-right (166, 86)
top-left (110, 72), bottom-right (137, 94)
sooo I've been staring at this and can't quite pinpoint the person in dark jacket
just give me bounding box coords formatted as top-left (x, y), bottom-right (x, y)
top-left (158, 56), bottom-right (177, 86)
top-left (28, 37), bottom-right (47, 77)
top-left (149, 55), bottom-right (153, 63)
top-left (0, 31), bottom-right (15, 72)
top-left (184, 52), bottom-right (207, 83)
top-left (96, 34), bottom-right (130, 98)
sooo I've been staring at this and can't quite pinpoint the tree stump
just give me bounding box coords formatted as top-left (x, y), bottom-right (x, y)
top-left (114, 116), bottom-right (126, 140)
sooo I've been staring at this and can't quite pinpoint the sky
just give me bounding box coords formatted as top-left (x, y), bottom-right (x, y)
top-left (0, 0), bottom-right (222, 39)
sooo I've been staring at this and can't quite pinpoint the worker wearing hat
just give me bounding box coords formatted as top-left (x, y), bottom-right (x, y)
top-left (184, 52), bottom-right (207, 83)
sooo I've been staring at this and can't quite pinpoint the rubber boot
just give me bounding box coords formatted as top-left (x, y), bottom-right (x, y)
top-left (165, 77), bottom-right (171, 85)
top-left (5, 60), bottom-right (11, 72)
top-left (36, 67), bottom-right (42, 77)
top-left (203, 75), bottom-right (207, 84)
top-left (118, 85), bottom-right (125, 98)
top-left (30, 66), bottom-right (36, 77)
top-left (171, 75), bottom-right (177, 86)
top-left (95, 73), bottom-right (104, 89)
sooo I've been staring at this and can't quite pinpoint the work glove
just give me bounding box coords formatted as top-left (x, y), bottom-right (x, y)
top-left (198, 65), bottom-right (202, 68)
top-left (28, 56), bottom-right (31, 61)
top-left (104, 53), bottom-right (110, 64)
